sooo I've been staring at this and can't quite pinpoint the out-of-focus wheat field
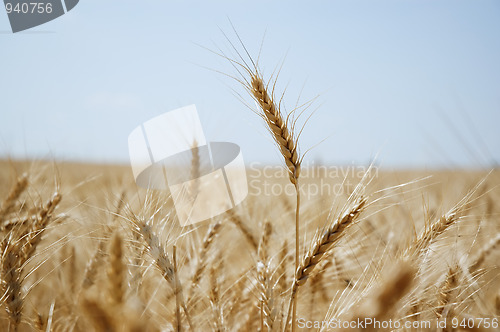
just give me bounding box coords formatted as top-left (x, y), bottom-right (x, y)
top-left (0, 160), bottom-right (498, 331)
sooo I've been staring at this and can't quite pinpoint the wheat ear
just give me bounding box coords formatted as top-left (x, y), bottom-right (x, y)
top-left (20, 193), bottom-right (62, 263)
top-left (131, 215), bottom-right (193, 329)
top-left (436, 266), bottom-right (459, 319)
top-left (284, 195), bottom-right (367, 331)
top-left (257, 261), bottom-right (277, 331)
top-left (1, 250), bottom-right (23, 331)
top-left (0, 192), bottom-right (61, 331)
top-left (405, 185), bottom-right (479, 258)
top-left (258, 220), bottom-right (273, 262)
top-left (209, 262), bottom-right (223, 332)
top-left (61, 245), bottom-right (77, 295)
top-left (405, 211), bottom-right (460, 258)
top-left (249, 74), bottom-right (300, 185)
top-left (227, 210), bottom-right (258, 251)
top-left (107, 233), bottom-right (125, 306)
top-left (0, 173), bottom-right (28, 224)
top-left (295, 196), bottom-right (366, 288)
top-left (189, 222), bottom-right (221, 296)
top-left (82, 241), bottom-right (105, 290)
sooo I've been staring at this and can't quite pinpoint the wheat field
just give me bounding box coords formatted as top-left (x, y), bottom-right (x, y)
top-left (0, 158), bottom-right (499, 331)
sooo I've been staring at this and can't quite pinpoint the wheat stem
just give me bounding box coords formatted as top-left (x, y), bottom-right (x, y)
top-left (292, 182), bottom-right (300, 332)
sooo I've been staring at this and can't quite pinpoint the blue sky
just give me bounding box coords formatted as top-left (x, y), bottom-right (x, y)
top-left (0, 0), bottom-right (499, 169)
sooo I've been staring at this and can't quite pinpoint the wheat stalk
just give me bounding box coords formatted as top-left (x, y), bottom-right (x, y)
top-left (246, 68), bottom-right (303, 332)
